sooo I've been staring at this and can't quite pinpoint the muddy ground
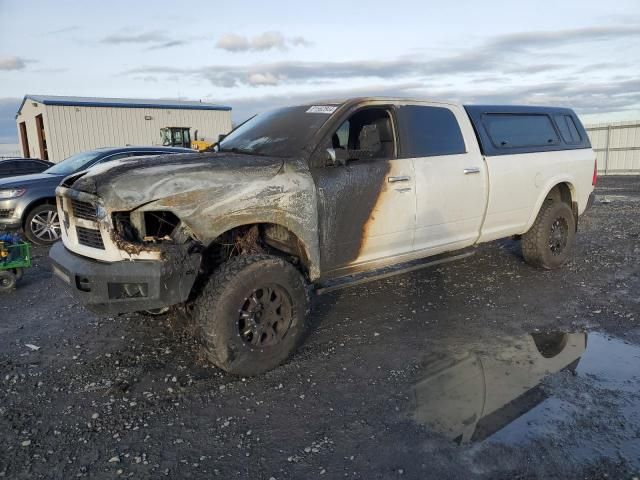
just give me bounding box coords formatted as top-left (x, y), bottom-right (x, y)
top-left (1, 176), bottom-right (639, 479)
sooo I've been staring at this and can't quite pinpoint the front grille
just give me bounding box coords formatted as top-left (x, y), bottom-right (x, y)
top-left (0, 209), bottom-right (14, 219)
top-left (71, 199), bottom-right (97, 221)
top-left (76, 226), bottom-right (105, 249)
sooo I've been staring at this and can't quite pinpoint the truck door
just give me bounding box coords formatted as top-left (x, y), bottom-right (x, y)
top-left (398, 104), bottom-right (487, 254)
top-left (310, 106), bottom-right (416, 275)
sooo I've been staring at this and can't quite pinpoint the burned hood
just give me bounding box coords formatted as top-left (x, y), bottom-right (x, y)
top-left (64, 152), bottom-right (285, 210)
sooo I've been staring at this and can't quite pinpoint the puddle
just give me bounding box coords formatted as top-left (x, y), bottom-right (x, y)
top-left (410, 331), bottom-right (640, 465)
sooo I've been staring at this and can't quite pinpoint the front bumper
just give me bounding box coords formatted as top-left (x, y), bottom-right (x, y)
top-left (0, 199), bottom-right (22, 230)
top-left (49, 241), bottom-right (201, 315)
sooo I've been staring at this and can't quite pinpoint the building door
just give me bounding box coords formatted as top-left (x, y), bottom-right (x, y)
top-left (35, 114), bottom-right (48, 160)
top-left (19, 122), bottom-right (30, 158)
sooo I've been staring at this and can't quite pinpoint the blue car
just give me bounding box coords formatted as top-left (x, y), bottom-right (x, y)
top-left (0, 146), bottom-right (194, 245)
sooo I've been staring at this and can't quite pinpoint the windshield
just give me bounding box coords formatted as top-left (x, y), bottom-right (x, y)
top-left (218, 105), bottom-right (336, 157)
top-left (45, 150), bottom-right (103, 175)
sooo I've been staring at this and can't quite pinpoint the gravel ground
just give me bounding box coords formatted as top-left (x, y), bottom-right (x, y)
top-left (1, 176), bottom-right (639, 480)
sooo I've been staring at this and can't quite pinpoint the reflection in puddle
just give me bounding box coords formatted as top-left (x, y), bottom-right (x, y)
top-left (411, 331), bottom-right (640, 453)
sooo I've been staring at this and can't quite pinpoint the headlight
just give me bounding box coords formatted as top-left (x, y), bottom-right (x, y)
top-left (0, 188), bottom-right (26, 199)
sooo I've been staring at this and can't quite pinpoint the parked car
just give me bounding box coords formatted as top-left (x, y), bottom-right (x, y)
top-left (50, 98), bottom-right (597, 376)
top-left (0, 146), bottom-right (194, 245)
top-left (0, 158), bottom-right (54, 178)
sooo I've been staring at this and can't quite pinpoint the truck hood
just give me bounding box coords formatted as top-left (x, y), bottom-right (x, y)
top-left (65, 151), bottom-right (285, 210)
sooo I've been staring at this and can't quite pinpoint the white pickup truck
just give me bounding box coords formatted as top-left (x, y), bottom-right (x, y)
top-left (50, 98), bottom-right (597, 375)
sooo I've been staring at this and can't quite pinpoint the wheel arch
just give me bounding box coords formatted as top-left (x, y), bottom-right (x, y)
top-left (524, 178), bottom-right (578, 233)
top-left (201, 220), bottom-right (320, 281)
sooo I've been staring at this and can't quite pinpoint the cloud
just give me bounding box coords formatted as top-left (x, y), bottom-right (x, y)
top-left (486, 25), bottom-right (640, 52)
top-left (147, 40), bottom-right (189, 50)
top-left (290, 36), bottom-right (313, 47)
top-left (101, 30), bottom-right (188, 50)
top-left (0, 56), bottom-right (27, 71)
top-left (131, 23), bottom-right (640, 88)
top-left (215, 33), bottom-right (250, 52)
top-left (46, 26), bottom-right (80, 35)
top-left (251, 31), bottom-right (286, 51)
top-left (216, 31), bottom-right (312, 52)
top-left (126, 56), bottom-right (499, 88)
top-left (102, 30), bottom-right (168, 44)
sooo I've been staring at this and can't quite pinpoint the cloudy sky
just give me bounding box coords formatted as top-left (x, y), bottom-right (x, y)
top-left (1, 0), bottom-right (639, 144)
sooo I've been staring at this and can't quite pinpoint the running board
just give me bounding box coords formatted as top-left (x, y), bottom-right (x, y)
top-left (315, 250), bottom-right (475, 295)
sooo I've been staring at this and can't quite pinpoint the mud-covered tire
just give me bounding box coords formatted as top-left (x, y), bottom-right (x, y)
top-left (0, 270), bottom-right (17, 292)
top-left (194, 254), bottom-right (310, 376)
top-left (522, 199), bottom-right (576, 269)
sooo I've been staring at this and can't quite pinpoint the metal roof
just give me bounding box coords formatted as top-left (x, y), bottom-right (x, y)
top-left (18, 94), bottom-right (231, 113)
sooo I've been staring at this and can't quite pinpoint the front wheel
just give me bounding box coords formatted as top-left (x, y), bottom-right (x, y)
top-left (522, 199), bottom-right (576, 269)
top-left (25, 204), bottom-right (61, 245)
top-left (194, 254), bottom-right (310, 376)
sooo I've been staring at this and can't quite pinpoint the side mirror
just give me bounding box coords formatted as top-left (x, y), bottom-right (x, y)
top-left (325, 148), bottom-right (347, 166)
top-left (218, 133), bottom-right (227, 143)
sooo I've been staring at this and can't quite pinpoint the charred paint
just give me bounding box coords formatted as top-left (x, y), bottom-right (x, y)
top-left (311, 161), bottom-right (391, 273)
top-left (59, 152), bottom-right (322, 279)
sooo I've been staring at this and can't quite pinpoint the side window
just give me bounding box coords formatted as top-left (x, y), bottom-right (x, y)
top-left (0, 161), bottom-right (17, 175)
top-left (397, 105), bottom-right (466, 157)
top-left (554, 115), bottom-right (582, 144)
top-left (484, 114), bottom-right (559, 148)
top-left (328, 108), bottom-right (395, 162)
top-left (24, 161), bottom-right (44, 173)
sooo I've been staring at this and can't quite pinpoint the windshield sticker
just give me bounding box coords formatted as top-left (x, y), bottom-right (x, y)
top-left (306, 105), bottom-right (338, 114)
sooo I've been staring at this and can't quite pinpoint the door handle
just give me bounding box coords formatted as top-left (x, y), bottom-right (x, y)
top-left (463, 167), bottom-right (481, 175)
top-left (394, 187), bottom-right (412, 193)
top-left (388, 176), bottom-right (411, 183)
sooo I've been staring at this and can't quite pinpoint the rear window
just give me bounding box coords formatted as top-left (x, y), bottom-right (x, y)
top-left (483, 114), bottom-right (559, 148)
top-left (554, 115), bottom-right (582, 144)
top-left (397, 105), bottom-right (466, 157)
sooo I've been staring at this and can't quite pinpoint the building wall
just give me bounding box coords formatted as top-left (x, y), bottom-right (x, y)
top-left (43, 105), bottom-right (232, 162)
top-left (15, 100), bottom-right (49, 159)
top-left (585, 121), bottom-right (640, 175)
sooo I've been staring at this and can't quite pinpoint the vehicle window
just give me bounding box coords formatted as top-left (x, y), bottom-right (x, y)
top-left (397, 105), bottom-right (466, 157)
top-left (554, 115), bottom-right (582, 144)
top-left (484, 114), bottom-right (559, 148)
top-left (329, 108), bottom-right (395, 162)
top-left (45, 151), bottom-right (103, 175)
top-left (98, 152), bottom-right (139, 163)
top-left (219, 105), bottom-right (334, 157)
top-left (0, 161), bottom-right (17, 175)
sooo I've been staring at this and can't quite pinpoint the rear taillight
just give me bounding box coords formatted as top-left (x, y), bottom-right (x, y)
top-left (592, 159), bottom-right (597, 187)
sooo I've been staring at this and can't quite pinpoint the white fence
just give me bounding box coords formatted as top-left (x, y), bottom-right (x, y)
top-left (585, 121), bottom-right (640, 175)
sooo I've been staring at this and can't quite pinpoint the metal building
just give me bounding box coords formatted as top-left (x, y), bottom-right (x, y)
top-left (15, 95), bottom-right (232, 163)
top-left (585, 120), bottom-right (640, 175)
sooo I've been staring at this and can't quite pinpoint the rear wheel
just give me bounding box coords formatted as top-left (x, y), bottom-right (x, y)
top-left (522, 199), bottom-right (576, 269)
top-left (195, 254), bottom-right (310, 376)
top-left (25, 204), bottom-right (61, 245)
top-left (0, 271), bottom-right (17, 292)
